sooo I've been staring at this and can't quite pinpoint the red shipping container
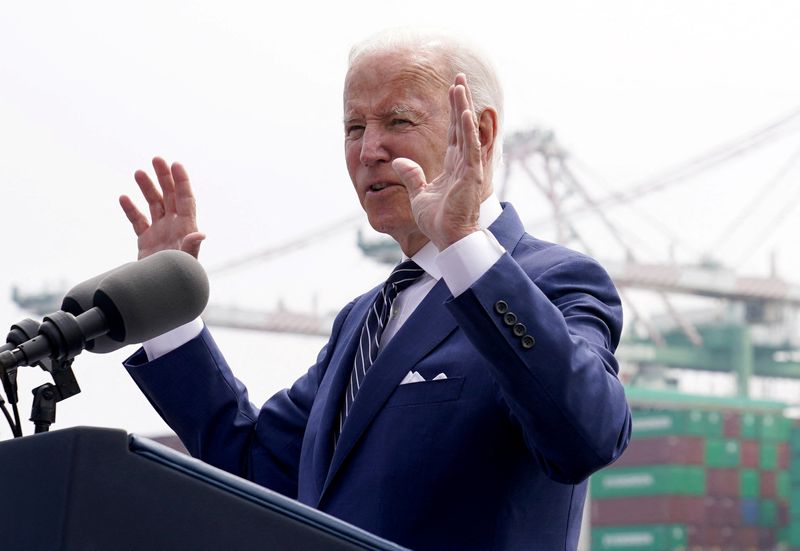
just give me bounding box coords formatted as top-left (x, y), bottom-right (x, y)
top-left (707, 468), bottom-right (740, 497)
top-left (723, 410), bottom-right (741, 438)
top-left (737, 526), bottom-right (762, 549)
top-left (614, 435), bottom-right (705, 466)
top-left (758, 527), bottom-right (776, 549)
top-left (740, 439), bottom-right (760, 468)
top-left (591, 495), bottom-right (707, 526)
top-left (705, 496), bottom-right (740, 525)
top-left (778, 441), bottom-right (789, 469)
top-left (779, 501), bottom-right (789, 526)
top-left (688, 525), bottom-right (737, 547)
top-left (760, 470), bottom-right (777, 498)
top-left (682, 525), bottom-right (773, 550)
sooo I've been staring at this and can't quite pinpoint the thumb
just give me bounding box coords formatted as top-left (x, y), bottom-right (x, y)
top-left (392, 158), bottom-right (427, 199)
top-left (181, 232), bottom-right (206, 259)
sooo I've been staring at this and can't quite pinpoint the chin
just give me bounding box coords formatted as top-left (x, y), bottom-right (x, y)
top-left (366, 213), bottom-right (413, 240)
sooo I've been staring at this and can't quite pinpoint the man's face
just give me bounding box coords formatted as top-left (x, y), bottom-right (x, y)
top-left (344, 50), bottom-right (451, 254)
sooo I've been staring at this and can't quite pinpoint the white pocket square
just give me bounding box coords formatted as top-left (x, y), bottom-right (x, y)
top-left (400, 371), bottom-right (448, 385)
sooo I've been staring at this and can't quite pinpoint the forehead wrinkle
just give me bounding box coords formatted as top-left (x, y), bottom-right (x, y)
top-left (391, 61), bottom-right (450, 92)
top-left (343, 55), bottom-right (451, 121)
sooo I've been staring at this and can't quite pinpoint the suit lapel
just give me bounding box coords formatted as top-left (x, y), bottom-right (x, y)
top-left (320, 278), bottom-right (457, 499)
top-left (308, 287), bottom-right (378, 499)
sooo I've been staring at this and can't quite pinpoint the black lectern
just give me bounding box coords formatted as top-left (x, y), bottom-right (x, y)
top-left (0, 427), bottom-right (407, 551)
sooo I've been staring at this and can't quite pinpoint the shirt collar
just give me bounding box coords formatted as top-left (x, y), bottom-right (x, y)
top-left (408, 193), bottom-right (503, 281)
top-left (478, 192), bottom-right (503, 230)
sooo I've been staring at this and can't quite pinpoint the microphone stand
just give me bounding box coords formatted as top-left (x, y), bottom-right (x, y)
top-left (0, 312), bottom-right (89, 437)
top-left (1, 320), bottom-right (42, 437)
top-left (29, 357), bottom-right (81, 434)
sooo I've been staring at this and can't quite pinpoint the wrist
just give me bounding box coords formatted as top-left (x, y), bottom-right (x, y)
top-left (433, 225), bottom-right (481, 251)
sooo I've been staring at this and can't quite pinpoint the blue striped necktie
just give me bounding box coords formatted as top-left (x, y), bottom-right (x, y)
top-left (335, 260), bottom-right (424, 443)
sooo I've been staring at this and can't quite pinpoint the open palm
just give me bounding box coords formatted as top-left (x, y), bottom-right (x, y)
top-left (119, 157), bottom-right (205, 260)
top-left (393, 74), bottom-right (485, 251)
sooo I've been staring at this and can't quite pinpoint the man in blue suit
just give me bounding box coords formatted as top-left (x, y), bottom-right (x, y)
top-left (120, 30), bottom-right (631, 550)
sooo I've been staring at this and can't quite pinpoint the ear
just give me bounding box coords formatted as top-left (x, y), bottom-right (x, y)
top-left (477, 107), bottom-right (498, 167)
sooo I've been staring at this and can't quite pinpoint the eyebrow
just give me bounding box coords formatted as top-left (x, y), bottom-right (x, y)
top-left (343, 104), bottom-right (421, 124)
top-left (390, 105), bottom-right (417, 116)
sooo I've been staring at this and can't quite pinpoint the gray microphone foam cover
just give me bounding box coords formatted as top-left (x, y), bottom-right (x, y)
top-left (93, 250), bottom-right (209, 345)
top-left (61, 264), bottom-right (132, 353)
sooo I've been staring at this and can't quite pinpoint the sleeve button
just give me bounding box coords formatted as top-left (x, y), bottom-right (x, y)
top-left (521, 335), bottom-right (536, 349)
top-left (494, 300), bottom-right (509, 314)
top-left (503, 312), bottom-right (518, 326)
top-left (513, 323), bottom-right (526, 337)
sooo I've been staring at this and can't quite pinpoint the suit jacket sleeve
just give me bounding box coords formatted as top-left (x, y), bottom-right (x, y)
top-left (124, 300), bottom-right (356, 498)
top-left (445, 244), bottom-right (630, 484)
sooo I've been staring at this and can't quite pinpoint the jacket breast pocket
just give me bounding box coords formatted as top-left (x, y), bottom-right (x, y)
top-left (386, 377), bottom-right (465, 408)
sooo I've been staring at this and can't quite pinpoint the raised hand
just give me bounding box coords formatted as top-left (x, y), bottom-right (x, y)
top-left (392, 73), bottom-right (486, 251)
top-left (119, 157), bottom-right (205, 260)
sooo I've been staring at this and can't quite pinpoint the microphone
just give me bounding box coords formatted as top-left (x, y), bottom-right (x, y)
top-left (0, 250), bottom-right (209, 372)
top-left (0, 319), bottom-right (42, 405)
top-left (1, 319), bottom-right (41, 354)
top-left (60, 264), bottom-right (132, 354)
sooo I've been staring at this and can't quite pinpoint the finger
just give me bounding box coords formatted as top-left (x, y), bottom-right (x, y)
top-left (392, 158), bottom-right (427, 200)
top-left (119, 195), bottom-right (151, 236)
top-left (453, 83), bottom-right (470, 151)
top-left (133, 170), bottom-right (165, 221)
top-left (171, 162), bottom-right (197, 219)
top-left (460, 109), bottom-right (482, 168)
top-left (455, 73), bottom-right (476, 113)
top-left (180, 231), bottom-right (206, 259)
top-left (152, 156), bottom-right (177, 215)
top-left (448, 84), bottom-right (457, 146)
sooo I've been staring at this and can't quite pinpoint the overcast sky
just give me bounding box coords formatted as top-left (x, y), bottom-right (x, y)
top-left (1, 0), bottom-right (799, 437)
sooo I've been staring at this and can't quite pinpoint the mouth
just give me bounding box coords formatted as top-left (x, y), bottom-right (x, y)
top-left (366, 182), bottom-right (396, 194)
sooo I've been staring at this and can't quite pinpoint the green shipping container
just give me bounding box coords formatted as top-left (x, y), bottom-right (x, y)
top-left (790, 521), bottom-right (800, 546)
top-left (705, 438), bottom-right (740, 467)
top-left (592, 525), bottom-right (687, 551)
top-left (632, 410), bottom-right (721, 438)
top-left (790, 426), bottom-right (800, 452)
top-left (790, 487), bottom-right (800, 519)
top-left (759, 499), bottom-right (778, 527)
top-left (759, 413), bottom-right (791, 441)
top-left (778, 470), bottom-right (790, 499)
top-left (760, 442), bottom-right (778, 470)
top-left (591, 466), bottom-right (706, 499)
top-left (741, 412), bottom-right (760, 439)
top-left (789, 460), bottom-right (800, 482)
top-left (740, 469), bottom-right (759, 498)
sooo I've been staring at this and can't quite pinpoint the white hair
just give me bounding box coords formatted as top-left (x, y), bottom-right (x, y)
top-left (348, 28), bottom-right (504, 169)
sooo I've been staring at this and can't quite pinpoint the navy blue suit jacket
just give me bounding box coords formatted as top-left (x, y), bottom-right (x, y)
top-left (125, 203), bottom-right (631, 550)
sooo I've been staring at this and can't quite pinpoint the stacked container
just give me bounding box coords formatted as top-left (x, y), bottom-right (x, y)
top-left (590, 407), bottom-right (792, 550)
top-left (789, 425), bottom-right (800, 549)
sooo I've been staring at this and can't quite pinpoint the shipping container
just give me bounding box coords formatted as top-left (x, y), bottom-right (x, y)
top-left (631, 410), bottom-right (721, 439)
top-left (592, 524), bottom-right (687, 551)
top-left (592, 466), bottom-right (706, 499)
top-left (614, 435), bottom-right (705, 467)
top-left (706, 468), bottom-right (740, 497)
top-left (740, 439), bottom-right (760, 469)
top-left (706, 439), bottom-right (741, 468)
top-left (740, 469), bottom-right (759, 498)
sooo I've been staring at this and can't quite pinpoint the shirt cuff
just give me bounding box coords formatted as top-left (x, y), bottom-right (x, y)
top-left (436, 229), bottom-right (506, 297)
top-left (142, 317), bottom-right (205, 361)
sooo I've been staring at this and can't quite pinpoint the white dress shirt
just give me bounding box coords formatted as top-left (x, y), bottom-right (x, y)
top-left (380, 195), bottom-right (505, 347)
top-left (143, 195), bottom-right (506, 361)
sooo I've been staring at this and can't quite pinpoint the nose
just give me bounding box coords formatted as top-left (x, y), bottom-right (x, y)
top-left (359, 125), bottom-right (390, 166)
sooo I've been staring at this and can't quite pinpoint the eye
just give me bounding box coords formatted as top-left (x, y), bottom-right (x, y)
top-left (391, 118), bottom-right (412, 127)
top-left (345, 124), bottom-right (365, 138)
